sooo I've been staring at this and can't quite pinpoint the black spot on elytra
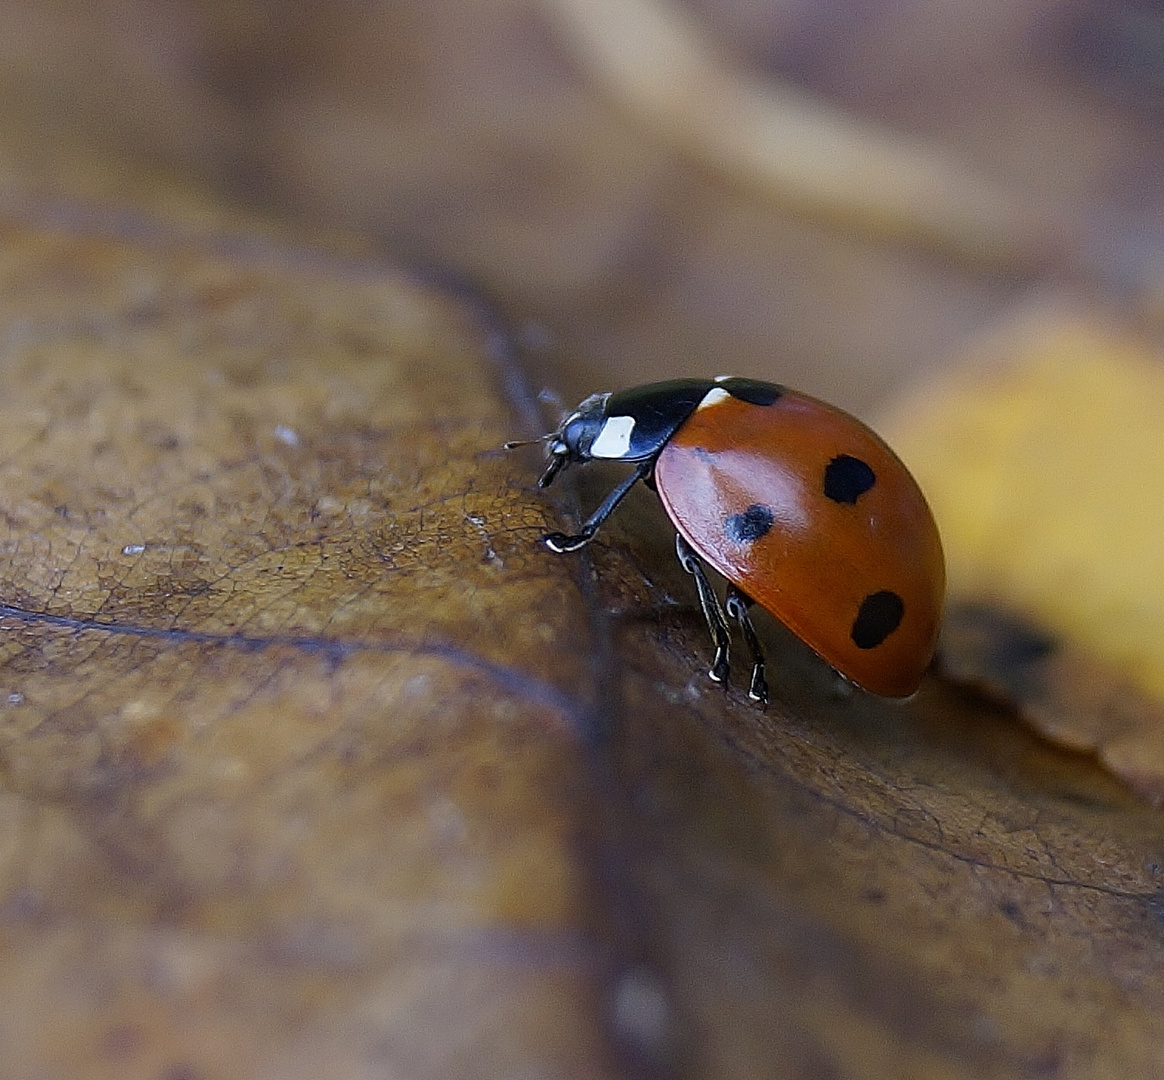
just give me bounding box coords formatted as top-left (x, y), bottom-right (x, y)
top-left (718, 378), bottom-right (784, 406)
top-left (725, 504), bottom-right (774, 544)
top-left (851, 590), bottom-right (904, 649)
top-left (824, 454), bottom-right (876, 504)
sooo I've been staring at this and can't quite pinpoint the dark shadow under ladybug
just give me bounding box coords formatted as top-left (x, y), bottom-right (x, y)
top-left (508, 377), bottom-right (946, 705)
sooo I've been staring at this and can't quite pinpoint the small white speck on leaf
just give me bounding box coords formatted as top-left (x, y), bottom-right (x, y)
top-left (402, 674), bottom-right (432, 698)
top-left (464, 513), bottom-right (501, 566)
top-left (611, 967), bottom-right (674, 1060)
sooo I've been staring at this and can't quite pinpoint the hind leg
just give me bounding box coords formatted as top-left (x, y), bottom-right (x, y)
top-left (726, 586), bottom-right (768, 706)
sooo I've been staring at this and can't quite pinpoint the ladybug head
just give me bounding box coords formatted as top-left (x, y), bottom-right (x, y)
top-left (537, 392), bottom-right (611, 487)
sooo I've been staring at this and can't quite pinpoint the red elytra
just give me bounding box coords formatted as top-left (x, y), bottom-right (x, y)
top-left (516, 377), bottom-right (945, 702)
top-left (654, 389), bottom-right (945, 698)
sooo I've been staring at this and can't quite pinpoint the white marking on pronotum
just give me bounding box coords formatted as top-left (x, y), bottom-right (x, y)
top-left (590, 414), bottom-right (636, 458)
top-left (713, 374), bottom-right (733, 382)
top-left (696, 387), bottom-right (731, 410)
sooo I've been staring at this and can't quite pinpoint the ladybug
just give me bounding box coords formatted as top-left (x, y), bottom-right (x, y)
top-left (513, 377), bottom-right (945, 703)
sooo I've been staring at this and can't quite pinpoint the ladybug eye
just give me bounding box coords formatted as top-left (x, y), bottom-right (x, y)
top-left (562, 416), bottom-right (585, 444)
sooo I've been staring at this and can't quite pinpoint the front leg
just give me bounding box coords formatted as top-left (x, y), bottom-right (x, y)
top-left (543, 460), bottom-right (653, 553)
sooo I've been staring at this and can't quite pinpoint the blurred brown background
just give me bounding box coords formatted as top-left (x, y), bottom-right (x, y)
top-left (3, 0), bottom-right (1161, 412)
top-left (5, 5), bottom-right (1164, 1078)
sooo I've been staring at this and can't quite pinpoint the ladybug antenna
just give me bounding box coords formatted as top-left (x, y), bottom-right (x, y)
top-left (503, 433), bottom-right (553, 450)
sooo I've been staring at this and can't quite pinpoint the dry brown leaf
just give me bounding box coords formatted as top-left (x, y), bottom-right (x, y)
top-left (0, 216), bottom-right (617, 1078)
top-left (2, 211), bottom-right (1164, 1080)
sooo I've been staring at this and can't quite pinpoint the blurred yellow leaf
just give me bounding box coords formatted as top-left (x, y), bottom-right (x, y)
top-left (885, 309), bottom-right (1164, 799)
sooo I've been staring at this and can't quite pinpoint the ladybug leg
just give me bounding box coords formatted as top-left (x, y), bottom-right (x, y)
top-left (675, 533), bottom-right (731, 686)
top-left (725, 587), bottom-right (768, 706)
top-left (544, 460), bottom-right (652, 553)
top-left (537, 451), bottom-right (568, 489)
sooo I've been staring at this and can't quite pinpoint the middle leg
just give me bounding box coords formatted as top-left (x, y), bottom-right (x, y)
top-left (675, 532), bottom-right (731, 685)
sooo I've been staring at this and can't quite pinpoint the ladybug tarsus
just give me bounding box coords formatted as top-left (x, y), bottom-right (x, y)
top-left (543, 531), bottom-right (587, 554)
